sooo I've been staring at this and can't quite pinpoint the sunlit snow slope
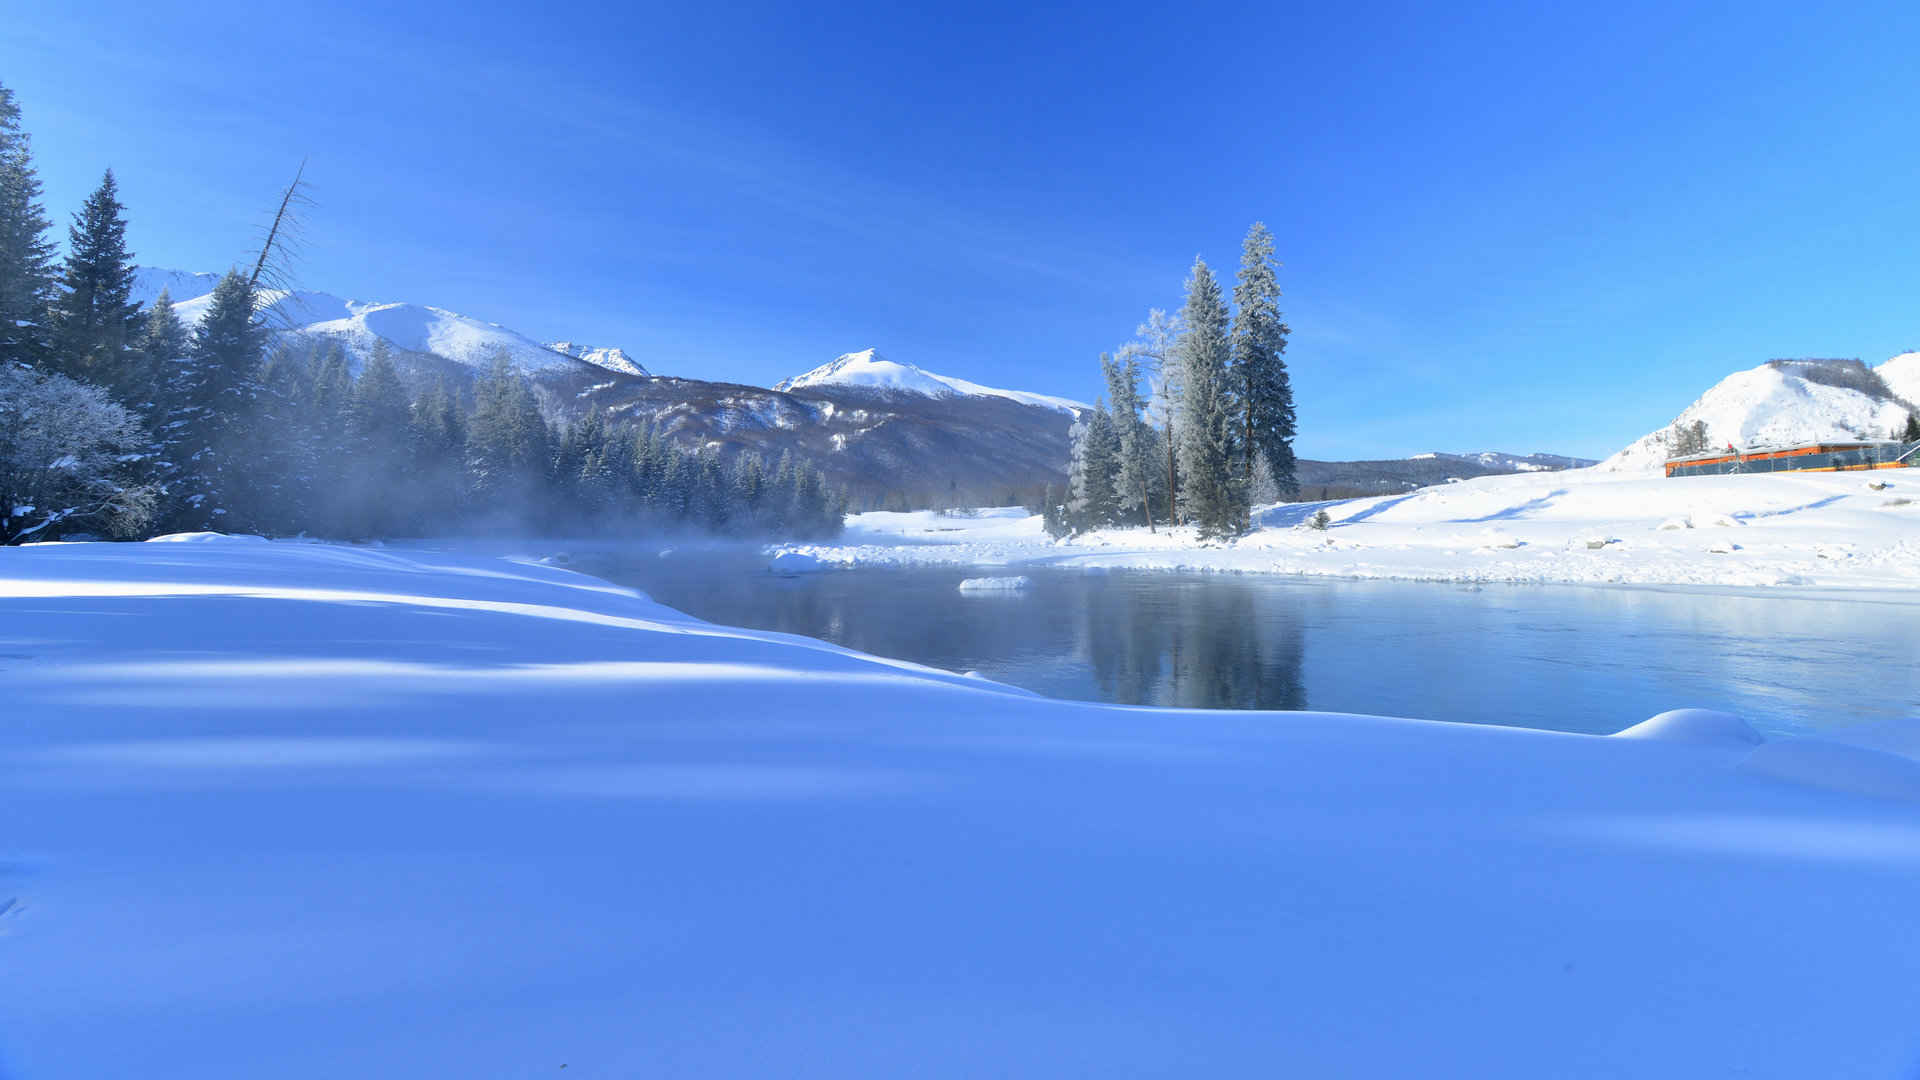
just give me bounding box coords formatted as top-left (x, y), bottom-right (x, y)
top-left (130, 268), bottom-right (639, 378)
top-left (776, 348), bottom-right (1086, 414)
top-left (1604, 357), bottom-right (1918, 472)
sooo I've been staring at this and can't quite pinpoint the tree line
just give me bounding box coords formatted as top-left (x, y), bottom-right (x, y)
top-left (1046, 222), bottom-right (1297, 540)
top-left (0, 81), bottom-right (844, 544)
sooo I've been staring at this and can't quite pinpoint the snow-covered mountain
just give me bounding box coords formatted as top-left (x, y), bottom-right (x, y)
top-left (546, 341), bottom-right (648, 377)
top-left (129, 268), bottom-right (641, 379)
top-left (1881, 351), bottom-right (1920, 403)
top-left (1603, 356), bottom-right (1918, 472)
top-left (775, 349), bottom-right (1085, 414)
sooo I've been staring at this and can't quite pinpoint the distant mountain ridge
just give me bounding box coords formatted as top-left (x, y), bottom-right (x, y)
top-left (128, 269), bottom-right (1083, 506)
top-left (127, 267), bottom-right (1598, 507)
top-left (1297, 451), bottom-right (1596, 496)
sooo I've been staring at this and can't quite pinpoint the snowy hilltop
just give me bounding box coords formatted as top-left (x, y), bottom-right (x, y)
top-left (775, 348), bottom-right (1086, 414)
top-left (1603, 355), bottom-right (1919, 472)
top-left (129, 268), bottom-right (646, 379)
top-left (546, 341), bottom-right (648, 377)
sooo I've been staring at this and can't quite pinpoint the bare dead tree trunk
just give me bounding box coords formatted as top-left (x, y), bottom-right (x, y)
top-left (249, 158), bottom-right (308, 289)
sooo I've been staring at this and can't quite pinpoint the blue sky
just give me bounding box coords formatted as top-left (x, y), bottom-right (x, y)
top-left (8, 1), bottom-right (1919, 460)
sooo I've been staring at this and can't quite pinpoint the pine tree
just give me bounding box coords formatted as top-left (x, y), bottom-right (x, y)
top-left (408, 379), bottom-right (466, 531)
top-left (1067, 398), bottom-right (1121, 532)
top-left (767, 449), bottom-right (796, 533)
top-left (134, 289), bottom-right (191, 501)
top-left (1174, 258), bottom-right (1245, 538)
top-left (166, 270), bottom-right (265, 530)
top-left (466, 352), bottom-right (552, 522)
top-left (1102, 351), bottom-right (1158, 530)
top-left (0, 81), bottom-right (56, 370)
top-left (1904, 411), bottom-right (1920, 443)
top-left (49, 170), bottom-right (145, 396)
top-left (1230, 222), bottom-right (1296, 499)
top-left (140, 288), bottom-right (189, 404)
top-left (347, 339), bottom-right (412, 535)
top-left (730, 452), bottom-right (766, 531)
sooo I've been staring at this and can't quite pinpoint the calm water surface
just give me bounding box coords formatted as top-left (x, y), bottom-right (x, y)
top-left (574, 551), bottom-right (1919, 737)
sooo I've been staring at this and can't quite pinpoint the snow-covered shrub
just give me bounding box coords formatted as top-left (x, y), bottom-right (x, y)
top-left (1309, 509), bottom-right (1331, 531)
top-left (0, 363), bottom-right (157, 543)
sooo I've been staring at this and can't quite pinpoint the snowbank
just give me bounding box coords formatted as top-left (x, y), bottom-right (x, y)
top-left (796, 468), bottom-right (1920, 591)
top-left (4, 540), bottom-right (1920, 1078)
top-left (768, 550), bottom-right (829, 574)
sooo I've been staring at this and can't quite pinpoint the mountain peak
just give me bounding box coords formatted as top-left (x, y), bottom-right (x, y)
top-left (774, 349), bottom-right (1085, 414)
top-left (546, 341), bottom-right (649, 377)
top-left (775, 349), bottom-right (952, 396)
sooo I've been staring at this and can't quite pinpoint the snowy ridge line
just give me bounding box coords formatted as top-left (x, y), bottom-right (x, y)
top-left (129, 267), bottom-right (646, 379)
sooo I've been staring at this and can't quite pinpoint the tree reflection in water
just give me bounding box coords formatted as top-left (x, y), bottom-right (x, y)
top-left (1084, 578), bottom-right (1306, 710)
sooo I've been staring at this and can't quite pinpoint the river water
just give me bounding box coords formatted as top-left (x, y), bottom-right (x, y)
top-left (573, 551), bottom-right (1919, 737)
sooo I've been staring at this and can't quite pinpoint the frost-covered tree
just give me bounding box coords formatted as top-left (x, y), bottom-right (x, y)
top-left (1101, 351), bottom-right (1161, 530)
top-left (1249, 450), bottom-right (1281, 507)
top-left (0, 82), bottom-right (56, 371)
top-left (164, 270), bottom-right (265, 530)
top-left (1230, 222), bottom-right (1296, 499)
top-left (50, 170), bottom-right (145, 398)
top-left (1117, 308), bottom-right (1184, 526)
top-left (0, 363), bottom-right (157, 543)
top-left (1665, 419), bottom-right (1710, 457)
top-left (1174, 257), bottom-right (1246, 538)
top-left (1040, 481), bottom-right (1069, 539)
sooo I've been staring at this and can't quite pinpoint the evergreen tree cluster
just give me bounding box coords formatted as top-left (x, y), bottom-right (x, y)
top-left (1061, 223), bottom-right (1297, 540)
top-left (0, 80), bottom-right (845, 545)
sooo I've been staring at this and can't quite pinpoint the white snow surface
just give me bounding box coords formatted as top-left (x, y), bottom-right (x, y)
top-left (1880, 350), bottom-right (1920, 404)
top-left (775, 348), bottom-right (1086, 413)
top-left (790, 467), bottom-right (1920, 590)
top-left (1604, 357), bottom-right (1918, 473)
top-left (4, 538), bottom-right (1920, 1077)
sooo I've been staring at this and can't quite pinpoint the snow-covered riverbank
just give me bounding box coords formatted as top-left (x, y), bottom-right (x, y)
top-left (781, 466), bottom-right (1920, 590)
top-left (4, 537), bottom-right (1920, 1077)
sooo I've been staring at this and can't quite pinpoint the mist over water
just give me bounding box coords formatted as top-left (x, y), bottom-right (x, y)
top-left (574, 550), bottom-right (1920, 737)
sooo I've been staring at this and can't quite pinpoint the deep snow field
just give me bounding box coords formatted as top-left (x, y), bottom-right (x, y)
top-left (785, 466), bottom-right (1920, 590)
top-left (5, 536), bottom-right (1920, 1077)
